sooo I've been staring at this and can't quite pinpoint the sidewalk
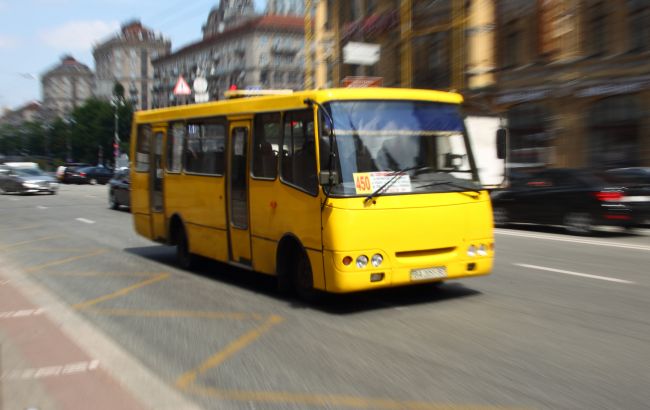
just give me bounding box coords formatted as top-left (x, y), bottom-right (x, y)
top-left (0, 249), bottom-right (201, 410)
top-left (0, 277), bottom-right (145, 410)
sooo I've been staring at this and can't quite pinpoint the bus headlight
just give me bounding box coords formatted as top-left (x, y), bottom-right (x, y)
top-left (356, 255), bottom-right (369, 269)
top-left (467, 245), bottom-right (476, 257)
top-left (478, 244), bottom-right (487, 256)
top-left (371, 253), bottom-right (383, 267)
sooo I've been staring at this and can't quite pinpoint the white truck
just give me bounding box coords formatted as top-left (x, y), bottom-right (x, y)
top-left (466, 115), bottom-right (507, 189)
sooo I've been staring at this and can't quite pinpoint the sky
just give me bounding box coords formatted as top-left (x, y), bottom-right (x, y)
top-left (0, 0), bottom-right (266, 111)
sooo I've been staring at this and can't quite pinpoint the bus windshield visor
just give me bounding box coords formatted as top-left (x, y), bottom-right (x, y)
top-left (320, 101), bottom-right (480, 197)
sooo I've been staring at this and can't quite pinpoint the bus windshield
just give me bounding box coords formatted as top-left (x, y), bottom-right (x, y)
top-left (320, 100), bottom-right (480, 196)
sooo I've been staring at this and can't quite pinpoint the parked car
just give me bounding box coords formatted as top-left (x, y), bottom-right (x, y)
top-left (65, 166), bottom-right (113, 185)
top-left (606, 167), bottom-right (650, 185)
top-left (56, 162), bottom-right (91, 182)
top-left (0, 164), bottom-right (58, 194)
top-left (491, 168), bottom-right (650, 234)
top-left (108, 168), bottom-right (130, 210)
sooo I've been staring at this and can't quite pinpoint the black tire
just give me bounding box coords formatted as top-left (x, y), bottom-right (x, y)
top-left (176, 226), bottom-right (196, 270)
top-left (109, 191), bottom-right (118, 209)
top-left (564, 211), bottom-right (594, 235)
top-left (293, 252), bottom-right (320, 303)
top-left (493, 206), bottom-right (509, 227)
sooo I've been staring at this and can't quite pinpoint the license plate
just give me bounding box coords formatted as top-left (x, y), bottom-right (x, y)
top-left (410, 266), bottom-right (447, 281)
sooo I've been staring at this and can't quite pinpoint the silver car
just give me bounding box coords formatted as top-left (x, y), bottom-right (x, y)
top-left (0, 164), bottom-right (59, 195)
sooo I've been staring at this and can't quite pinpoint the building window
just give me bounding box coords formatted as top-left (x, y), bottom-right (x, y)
top-left (586, 2), bottom-right (608, 56)
top-left (503, 21), bottom-right (521, 68)
top-left (507, 104), bottom-right (552, 167)
top-left (588, 96), bottom-right (641, 169)
top-left (628, 1), bottom-right (650, 52)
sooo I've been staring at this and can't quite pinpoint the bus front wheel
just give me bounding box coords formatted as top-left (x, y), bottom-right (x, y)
top-left (175, 226), bottom-right (196, 269)
top-left (294, 253), bottom-right (319, 303)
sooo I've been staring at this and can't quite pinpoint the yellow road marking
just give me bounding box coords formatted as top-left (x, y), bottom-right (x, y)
top-left (43, 271), bottom-right (155, 277)
top-left (25, 249), bottom-right (108, 273)
top-left (0, 236), bottom-right (61, 251)
top-left (5, 247), bottom-right (94, 253)
top-left (73, 273), bottom-right (170, 310)
top-left (184, 385), bottom-right (524, 410)
top-left (176, 314), bottom-right (283, 389)
top-left (0, 224), bottom-right (42, 232)
top-left (84, 308), bottom-right (263, 321)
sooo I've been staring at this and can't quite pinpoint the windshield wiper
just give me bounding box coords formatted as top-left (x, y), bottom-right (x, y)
top-left (364, 166), bottom-right (431, 203)
top-left (416, 180), bottom-right (481, 195)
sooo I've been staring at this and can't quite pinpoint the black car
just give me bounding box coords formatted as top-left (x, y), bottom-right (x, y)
top-left (606, 167), bottom-right (650, 185)
top-left (491, 168), bottom-right (650, 234)
top-left (108, 169), bottom-right (130, 210)
top-left (66, 166), bottom-right (114, 185)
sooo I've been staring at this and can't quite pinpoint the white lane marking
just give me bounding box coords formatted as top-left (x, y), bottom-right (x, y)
top-left (0, 360), bottom-right (100, 380)
top-left (37, 206), bottom-right (48, 209)
top-left (515, 263), bottom-right (635, 284)
top-left (496, 229), bottom-right (650, 252)
top-left (76, 218), bottom-right (95, 224)
top-left (85, 195), bottom-right (97, 198)
top-left (0, 308), bottom-right (46, 319)
top-left (9, 198), bottom-right (19, 201)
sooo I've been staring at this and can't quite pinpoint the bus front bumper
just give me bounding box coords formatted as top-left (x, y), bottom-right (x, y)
top-left (323, 250), bottom-right (493, 293)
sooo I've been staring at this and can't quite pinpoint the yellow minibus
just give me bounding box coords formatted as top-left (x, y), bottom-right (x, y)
top-left (130, 87), bottom-right (497, 299)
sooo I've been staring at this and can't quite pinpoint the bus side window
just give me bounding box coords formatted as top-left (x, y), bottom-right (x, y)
top-left (252, 113), bottom-right (281, 179)
top-left (167, 122), bottom-right (185, 173)
top-left (281, 110), bottom-right (318, 195)
top-left (136, 124), bottom-right (151, 172)
top-left (184, 120), bottom-right (226, 175)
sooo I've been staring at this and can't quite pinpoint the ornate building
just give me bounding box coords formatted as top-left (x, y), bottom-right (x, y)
top-left (202, 0), bottom-right (256, 38)
top-left (153, 9), bottom-right (304, 108)
top-left (41, 55), bottom-right (94, 119)
top-left (93, 20), bottom-right (171, 110)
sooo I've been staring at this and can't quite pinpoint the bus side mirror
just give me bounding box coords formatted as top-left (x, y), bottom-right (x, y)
top-left (319, 170), bottom-right (338, 186)
top-left (496, 128), bottom-right (507, 159)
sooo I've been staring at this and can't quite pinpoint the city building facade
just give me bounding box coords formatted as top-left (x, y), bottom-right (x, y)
top-left (492, 0), bottom-right (650, 169)
top-left (324, 0), bottom-right (495, 96)
top-left (153, 13), bottom-right (304, 108)
top-left (0, 101), bottom-right (43, 127)
top-left (93, 20), bottom-right (171, 110)
top-left (41, 55), bottom-right (94, 119)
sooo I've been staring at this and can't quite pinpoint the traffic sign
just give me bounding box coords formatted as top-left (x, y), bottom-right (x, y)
top-left (173, 76), bottom-right (192, 96)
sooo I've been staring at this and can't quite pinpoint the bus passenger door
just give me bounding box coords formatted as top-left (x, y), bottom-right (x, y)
top-left (150, 129), bottom-right (166, 241)
top-left (228, 121), bottom-right (252, 265)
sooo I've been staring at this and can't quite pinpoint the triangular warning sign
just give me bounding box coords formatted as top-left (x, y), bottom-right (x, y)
top-left (173, 76), bottom-right (192, 96)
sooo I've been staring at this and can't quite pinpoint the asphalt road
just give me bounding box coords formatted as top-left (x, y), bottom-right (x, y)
top-left (1, 184), bottom-right (649, 410)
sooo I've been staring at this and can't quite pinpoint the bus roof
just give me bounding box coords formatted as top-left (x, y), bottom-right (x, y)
top-left (134, 87), bottom-right (464, 124)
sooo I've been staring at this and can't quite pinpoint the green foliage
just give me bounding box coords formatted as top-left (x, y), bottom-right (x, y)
top-left (0, 98), bottom-right (134, 166)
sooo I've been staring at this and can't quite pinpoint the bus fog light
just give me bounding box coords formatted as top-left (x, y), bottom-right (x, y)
top-left (478, 244), bottom-right (487, 256)
top-left (370, 273), bottom-right (384, 282)
top-left (467, 245), bottom-right (476, 257)
top-left (356, 255), bottom-right (369, 268)
top-left (371, 253), bottom-right (383, 267)
top-left (342, 256), bottom-right (353, 266)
